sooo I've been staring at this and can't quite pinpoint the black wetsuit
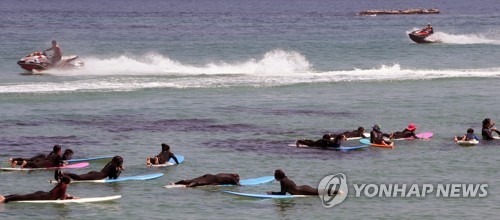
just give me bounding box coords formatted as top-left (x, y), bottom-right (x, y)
top-left (482, 127), bottom-right (500, 140)
top-left (24, 152), bottom-right (63, 168)
top-left (66, 162), bottom-right (121, 180)
top-left (270, 177), bottom-right (325, 195)
top-left (342, 130), bottom-right (367, 139)
top-left (297, 136), bottom-right (342, 148)
top-left (149, 151), bottom-right (179, 164)
top-left (175, 173), bottom-right (239, 187)
top-left (392, 129), bottom-right (418, 139)
top-left (370, 130), bottom-right (391, 145)
top-left (4, 183), bottom-right (70, 203)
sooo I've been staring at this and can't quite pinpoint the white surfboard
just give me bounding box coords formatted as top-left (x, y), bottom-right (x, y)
top-left (14, 195), bottom-right (121, 203)
top-left (456, 139), bottom-right (479, 146)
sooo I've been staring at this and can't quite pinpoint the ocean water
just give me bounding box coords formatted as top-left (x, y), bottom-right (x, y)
top-left (0, 0), bottom-right (499, 219)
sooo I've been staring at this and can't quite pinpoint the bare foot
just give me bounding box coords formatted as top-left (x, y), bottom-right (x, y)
top-left (0, 196), bottom-right (5, 203)
top-left (146, 157), bottom-right (151, 166)
top-left (154, 157), bottom-right (159, 165)
top-left (20, 160), bottom-right (27, 168)
top-left (10, 160), bottom-right (17, 168)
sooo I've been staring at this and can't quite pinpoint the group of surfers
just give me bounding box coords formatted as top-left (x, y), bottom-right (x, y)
top-left (2, 118), bottom-right (498, 203)
top-left (2, 142), bottom-right (333, 203)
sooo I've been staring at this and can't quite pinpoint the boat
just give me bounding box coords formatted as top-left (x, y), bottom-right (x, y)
top-left (359, 8), bottom-right (440, 16)
top-left (408, 29), bottom-right (434, 44)
top-left (17, 51), bottom-right (84, 72)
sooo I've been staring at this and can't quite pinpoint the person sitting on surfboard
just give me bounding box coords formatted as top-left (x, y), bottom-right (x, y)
top-left (341, 126), bottom-right (368, 139)
top-left (55, 156), bottom-right (124, 181)
top-left (296, 134), bottom-right (345, 148)
top-left (266, 169), bottom-right (340, 196)
top-left (391, 123), bottom-right (419, 139)
top-left (454, 128), bottom-right (479, 142)
top-left (0, 176), bottom-right (76, 203)
top-left (370, 124), bottom-right (393, 146)
top-left (171, 173), bottom-right (241, 187)
top-left (146, 143), bottom-right (179, 166)
top-left (10, 145), bottom-right (68, 168)
top-left (481, 118), bottom-right (500, 140)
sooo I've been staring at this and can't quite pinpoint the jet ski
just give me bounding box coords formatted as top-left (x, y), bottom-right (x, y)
top-left (408, 29), bottom-right (434, 43)
top-left (17, 51), bottom-right (84, 72)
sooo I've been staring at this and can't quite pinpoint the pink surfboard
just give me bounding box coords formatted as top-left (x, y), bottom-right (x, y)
top-left (403, 132), bottom-right (433, 140)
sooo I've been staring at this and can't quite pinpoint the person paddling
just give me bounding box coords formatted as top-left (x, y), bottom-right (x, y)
top-left (55, 156), bottom-right (123, 181)
top-left (391, 123), bottom-right (419, 139)
top-left (146, 143), bottom-right (179, 166)
top-left (0, 176), bottom-right (76, 203)
top-left (454, 128), bottom-right (479, 142)
top-left (370, 124), bottom-right (393, 146)
top-left (170, 173), bottom-right (240, 187)
top-left (10, 145), bottom-right (68, 168)
top-left (266, 169), bottom-right (341, 196)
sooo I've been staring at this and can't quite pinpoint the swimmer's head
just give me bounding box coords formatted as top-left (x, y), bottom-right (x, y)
top-left (112, 155), bottom-right (123, 166)
top-left (274, 169), bottom-right (286, 181)
top-left (53, 145), bottom-right (62, 153)
top-left (161, 143), bottom-right (170, 152)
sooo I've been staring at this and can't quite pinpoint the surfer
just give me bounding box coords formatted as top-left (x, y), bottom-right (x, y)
top-left (391, 123), bottom-right (419, 139)
top-left (171, 173), bottom-right (240, 187)
top-left (10, 145), bottom-right (68, 168)
top-left (296, 134), bottom-right (346, 148)
top-left (454, 128), bottom-right (479, 142)
top-left (370, 124), bottom-right (393, 146)
top-left (266, 169), bottom-right (340, 195)
top-left (55, 156), bottom-right (124, 181)
top-left (146, 143), bottom-right (179, 166)
top-left (0, 176), bottom-right (75, 203)
top-left (481, 118), bottom-right (500, 140)
top-left (341, 126), bottom-right (368, 139)
top-left (43, 40), bottom-right (62, 64)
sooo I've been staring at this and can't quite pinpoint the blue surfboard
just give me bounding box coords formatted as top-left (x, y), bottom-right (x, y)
top-left (223, 191), bottom-right (308, 199)
top-left (150, 155), bottom-right (185, 167)
top-left (336, 145), bottom-right (368, 151)
top-left (67, 156), bottom-right (114, 163)
top-left (359, 139), bottom-right (371, 145)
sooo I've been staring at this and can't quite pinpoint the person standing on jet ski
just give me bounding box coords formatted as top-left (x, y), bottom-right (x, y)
top-left (43, 40), bottom-right (62, 64)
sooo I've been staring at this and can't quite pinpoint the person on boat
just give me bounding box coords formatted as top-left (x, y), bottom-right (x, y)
top-left (146, 143), bottom-right (179, 166)
top-left (370, 124), bottom-right (393, 146)
top-left (266, 169), bottom-right (340, 195)
top-left (43, 40), bottom-right (62, 64)
top-left (391, 123), bottom-right (419, 139)
top-left (341, 127), bottom-right (368, 139)
top-left (56, 156), bottom-right (123, 181)
top-left (296, 134), bottom-right (345, 148)
top-left (454, 128), bottom-right (479, 142)
top-left (0, 176), bottom-right (75, 203)
top-left (426, 23), bottom-right (433, 34)
top-left (481, 118), bottom-right (500, 140)
top-left (10, 145), bottom-right (66, 168)
top-left (171, 173), bottom-right (240, 187)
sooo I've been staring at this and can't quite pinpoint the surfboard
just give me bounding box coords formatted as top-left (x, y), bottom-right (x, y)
top-left (50, 173), bottom-right (164, 183)
top-left (392, 132), bottom-right (433, 140)
top-left (67, 156), bottom-right (113, 163)
top-left (163, 175), bottom-right (274, 189)
top-left (291, 144), bottom-right (368, 151)
top-left (456, 139), bottom-right (479, 146)
top-left (359, 139), bottom-right (395, 149)
top-left (13, 195), bottom-right (121, 204)
top-left (345, 132), bottom-right (371, 140)
top-left (0, 162), bottom-right (89, 171)
top-left (148, 155), bottom-right (185, 167)
top-left (223, 191), bottom-right (307, 199)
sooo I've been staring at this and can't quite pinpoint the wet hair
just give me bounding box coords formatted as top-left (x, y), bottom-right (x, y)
top-left (63, 149), bottom-right (74, 160)
top-left (231, 173), bottom-right (240, 181)
top-left (274, 169), bottom-right (286, 180)
top-left (161, 143), bottom-right (170, 152)
top-left (467, 128), bottom-right (474, 134)
top-left (53, 145), bottom-right (62, 153)
top-left (60, 176), bottom-right (71, 184)
top-left (112, 156), bottom-right (123, 166)
top-left (358, 127), bottom-right (364, 132)
top-left (52, 40), bottom-right (57, 44)
top-left (322, 134), bottom-right (331, 139)
top-left (482, 118), bottom-right (492, 128)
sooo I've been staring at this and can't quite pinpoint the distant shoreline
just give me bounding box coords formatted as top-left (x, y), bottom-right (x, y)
top-left (359, 8), bottom-right (440, 16)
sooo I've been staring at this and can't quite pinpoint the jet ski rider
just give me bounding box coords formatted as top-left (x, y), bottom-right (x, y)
top-left (43, 40), bottom-right (62, 64)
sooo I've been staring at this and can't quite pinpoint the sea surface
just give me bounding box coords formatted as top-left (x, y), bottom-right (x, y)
top-left (0, 0), bottom-right (499, 219)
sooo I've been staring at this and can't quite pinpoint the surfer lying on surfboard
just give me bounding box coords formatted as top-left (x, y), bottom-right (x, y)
top-left (296, 134), bottom-right (346, 148)
top-left (266, 169), bottom-right (341, 196)
top-left (0, 176), bottom-right (78, 203)
top-left (391, 123), bottom-right (420, 139)
top-left (370, 124), bottom-right (393, 146)
top-left (169, 173), bottom-right (240, 187)
top-left (454, 128), bottom-right (479, 142)
top-left (146, 143), bottom-right (179, 166)
top-left (10, 145), bottom-right (73, 168)
top-left (331, 127), bottom-right (368, 139)
top-left (55, 156), bottom-right (124, 181)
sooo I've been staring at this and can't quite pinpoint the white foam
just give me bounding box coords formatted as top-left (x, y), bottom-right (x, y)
top-left (408, 28), bottom-right (500, 44)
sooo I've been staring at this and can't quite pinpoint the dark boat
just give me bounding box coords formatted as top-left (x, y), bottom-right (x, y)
top-left (408, 30), bottom-right (434, 44)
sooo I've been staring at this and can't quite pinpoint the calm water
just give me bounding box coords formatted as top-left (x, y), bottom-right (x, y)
top-left (0, 0), bottom-right (499, 219)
